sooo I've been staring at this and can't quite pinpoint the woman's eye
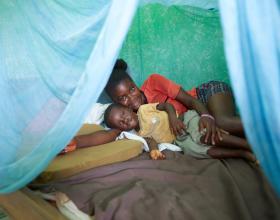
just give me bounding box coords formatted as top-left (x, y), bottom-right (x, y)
top-left (130, 87), bottom-right (135, 92)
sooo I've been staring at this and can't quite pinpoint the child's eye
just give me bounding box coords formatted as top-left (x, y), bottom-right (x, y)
top-left (130, 87), bottom-right (135, 93)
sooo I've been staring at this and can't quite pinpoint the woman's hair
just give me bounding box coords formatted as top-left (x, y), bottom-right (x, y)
top-left (113, 58), bottom-right (127, 70)
top-left (105, 59), bottom-right (132, 95)
top-left (103, 103), bottom-right (123, 129)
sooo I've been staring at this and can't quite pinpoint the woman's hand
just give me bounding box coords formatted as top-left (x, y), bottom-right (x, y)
top-left (156, 103), bottom-right (186, 136)
top-left (199, 116), bottom-right (218, 145)
top-left (169, 116), bottom-right (186, 136)
top-left (150, 149), bottom-right (166, 160)
top-left (199, 116), bottom-right (230, 145)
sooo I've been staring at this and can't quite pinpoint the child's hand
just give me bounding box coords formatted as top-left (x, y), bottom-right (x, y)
top-left (150, 149), bottom-right (166, 160)
top-left (59, 138), bottom-right (77, 155)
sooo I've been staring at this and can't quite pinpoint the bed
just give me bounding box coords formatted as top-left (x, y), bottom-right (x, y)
top-left (33, 150), bottom-right (280, 220)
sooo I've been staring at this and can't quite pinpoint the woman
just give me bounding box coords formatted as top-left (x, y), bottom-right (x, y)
top-left (65, 59), bottom-right (245, 152)
top-left (105, 59), bottom-right (245, 146)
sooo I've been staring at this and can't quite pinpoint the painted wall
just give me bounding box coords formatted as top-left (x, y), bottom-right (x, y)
top-left (120, 4), bottom-right (229, 90)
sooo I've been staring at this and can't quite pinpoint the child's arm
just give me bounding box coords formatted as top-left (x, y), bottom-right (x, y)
top-left (156, 103), bottom-right (186, 136)
top-left (75, 129), bottom-right (121, 148)
top-left (60, 129), bottom-right (121, 154)
top-left (144, 137), bottom-right (165, 160)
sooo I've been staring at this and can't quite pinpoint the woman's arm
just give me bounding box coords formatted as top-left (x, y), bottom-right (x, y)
top-left (175, 88), bottom-right (221, 145)
top-left (156, 102), bottom-right (186, 136)
top-left (176, 88), bottom-right (209, 114)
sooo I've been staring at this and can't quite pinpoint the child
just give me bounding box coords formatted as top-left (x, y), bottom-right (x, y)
top-left (104, 103), bottom-right (257, 162)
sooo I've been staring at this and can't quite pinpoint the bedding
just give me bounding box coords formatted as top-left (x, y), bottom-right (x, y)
top-left (36, 124), bottom-right (143, 183)
top-left (37, 139), bottom-right (143, 183)
top-left (33, 151), bottom-right (280, 220)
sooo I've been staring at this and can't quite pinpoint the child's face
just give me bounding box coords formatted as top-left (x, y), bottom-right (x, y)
top-left (108, 106), bottom-right (139, 131)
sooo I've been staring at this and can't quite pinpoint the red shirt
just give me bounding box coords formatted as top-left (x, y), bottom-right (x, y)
top-left (141, 74), bottom-right (197, 115)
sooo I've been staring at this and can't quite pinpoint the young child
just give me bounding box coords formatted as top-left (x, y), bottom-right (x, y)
top-left (104, 103), bottom-right (257, 162)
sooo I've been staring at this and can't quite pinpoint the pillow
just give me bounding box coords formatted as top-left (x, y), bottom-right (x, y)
top-left (37, 124), bottom-right (143, 183)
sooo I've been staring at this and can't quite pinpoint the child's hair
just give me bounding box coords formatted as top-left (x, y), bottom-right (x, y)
top-left (105, 59), bottom-right (132, 95)
top-left (103, 103), bottom-right (123, 129)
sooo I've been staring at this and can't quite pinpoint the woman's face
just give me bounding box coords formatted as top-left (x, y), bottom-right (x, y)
top-left (111, 78), bottom-right (146, 111)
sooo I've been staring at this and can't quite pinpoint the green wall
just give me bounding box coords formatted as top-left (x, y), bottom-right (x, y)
top-left (120, 4), bottom-right (229, 90)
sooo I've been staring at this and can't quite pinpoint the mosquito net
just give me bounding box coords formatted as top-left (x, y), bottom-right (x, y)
top-left (0, 0), bottom-right (218, 194)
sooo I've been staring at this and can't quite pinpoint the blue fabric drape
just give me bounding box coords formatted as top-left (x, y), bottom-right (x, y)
top-left (0, 0), bottom-right (139, 194)
top-left (219, 0), bottom-right (280, 195)
top-left (0, 0), bottom-right (218, 195)
top-left (5, 0), bottom-right (279, 196)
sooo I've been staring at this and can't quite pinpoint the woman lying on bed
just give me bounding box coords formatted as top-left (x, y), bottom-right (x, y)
top-left (105, 59), bottom-right (247, 141)
top-left (64, 59), bottom-right (249, 154)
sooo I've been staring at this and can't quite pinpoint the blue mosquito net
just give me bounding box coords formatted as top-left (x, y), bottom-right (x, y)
top-left (0, 0), bottom-right (139, 193)
top-left (0, 0), bottom-right (218, 194)
top-left (219, 0), bottom-right (280, 195)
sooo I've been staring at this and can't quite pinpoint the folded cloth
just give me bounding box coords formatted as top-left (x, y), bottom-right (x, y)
top-left (35, 191), bottom-right (93, 220)
top-left (117, 131), bottom-right (182, 152)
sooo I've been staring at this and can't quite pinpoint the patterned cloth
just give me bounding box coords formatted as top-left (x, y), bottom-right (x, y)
top-left (196, 81), bottom-right (232, 104)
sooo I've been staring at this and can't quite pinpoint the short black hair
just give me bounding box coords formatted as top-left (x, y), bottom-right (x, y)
top-left (105, 59), bottom-right (132, 96)
top-left (103, 103), bottom-right (124, 129)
